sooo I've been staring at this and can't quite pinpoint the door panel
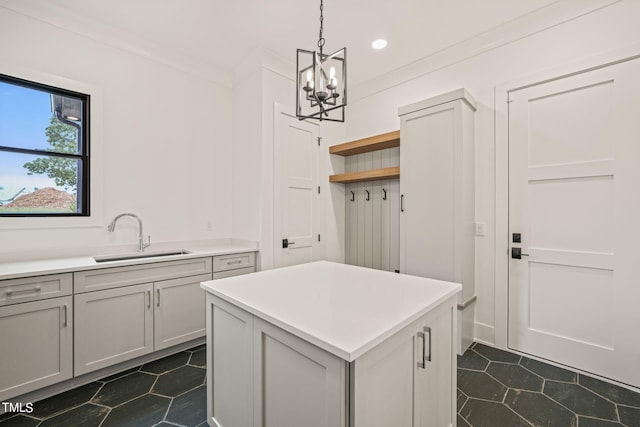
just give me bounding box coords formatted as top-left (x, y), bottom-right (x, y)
top-left (154, 273), bottom-right (211, 350)
top-left (74, 283), bottom-right (154, 375)
top-left (253, 318), bottom-right (344, 427)
top-left (400, 104), bottom-right (456, 281)
top-left (274, 105), bottom-right (319, 268)
top-left (0, 296), bottom-right (72, 401)
top-left (508, 58), bottom-right (640, 387)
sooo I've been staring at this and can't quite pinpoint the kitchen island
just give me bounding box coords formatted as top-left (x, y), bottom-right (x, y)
top-left (200, 261), bottom-right (461, 427)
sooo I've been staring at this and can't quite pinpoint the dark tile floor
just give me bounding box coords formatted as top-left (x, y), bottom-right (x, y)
top-left (0, 345), bottom-right (207, 427)
top-left (458, 342), bottom-right (640, 427)
top-left (3, 342), bottom-right (640, 426)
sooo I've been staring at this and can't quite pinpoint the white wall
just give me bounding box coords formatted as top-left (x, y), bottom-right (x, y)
top-left (343, 0), bottom-right (640, 347)
top-left (0, 6), bottom-right (234, 260)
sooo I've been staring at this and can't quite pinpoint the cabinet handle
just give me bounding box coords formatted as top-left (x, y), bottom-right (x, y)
top-left (157, 289), bottom-right (161, 307)
top-left (424, 326), bottom-right (432, 362)
top-left (227, 259), bottom-right (243, 265)
top-left (401, 194), bottom-right (405, 212)
top-left (147, 290), bottom-right (151, 308)
top-left (417, 331), bottom-right (426, 369)
top-left (6, 285), bottom-right (41, 296)
top-left (63, 304), bottom-right (68, 327)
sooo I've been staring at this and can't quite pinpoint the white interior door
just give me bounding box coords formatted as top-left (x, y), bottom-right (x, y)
top-left (508, 58), bottom-right (640, 387)
top-left (274, 104), bottom-right (319, 268)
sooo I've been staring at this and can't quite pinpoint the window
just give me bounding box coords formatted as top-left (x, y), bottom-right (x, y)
top-left (0, 74), bottom-right (89, 216)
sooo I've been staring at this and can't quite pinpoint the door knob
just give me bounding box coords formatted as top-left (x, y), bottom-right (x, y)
top-left (511, 247), bottom-right (530, 259)
top-left (282, 238), bottom-right (296, 249)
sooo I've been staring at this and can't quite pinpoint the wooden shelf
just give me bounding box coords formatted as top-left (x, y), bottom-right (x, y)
top-left (329, 166), bottom-right (400, 184)
top-left (329, 130), bottom-right (400, 156)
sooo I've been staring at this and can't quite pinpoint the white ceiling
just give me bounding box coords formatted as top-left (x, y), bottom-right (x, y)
top-left (22, 0), bottom-right (564, 86)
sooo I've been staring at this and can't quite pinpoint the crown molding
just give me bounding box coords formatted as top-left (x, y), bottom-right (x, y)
top-left (350, 0), bottom-right (621, 102)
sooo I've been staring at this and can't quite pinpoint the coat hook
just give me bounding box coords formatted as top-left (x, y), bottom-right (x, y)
top-left (365, 190), bottom-right (370, 201)
top-left (382, 188), bottom-right (387, 200)
top-left (350, 191), bottom-right (355, 202)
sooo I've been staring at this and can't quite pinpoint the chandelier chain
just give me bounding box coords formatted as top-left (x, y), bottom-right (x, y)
top-left (318, 0), bottom-right (325, 57)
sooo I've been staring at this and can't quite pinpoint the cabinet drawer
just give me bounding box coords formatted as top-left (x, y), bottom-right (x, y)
top-left (213, 252), bottom-right (255, 272)
top-left (0, 273), bottom-right (72, 306)
top-left (74, 257), bottom-right (212, 293)
top-left (213, 266), bottom-right (256, 280)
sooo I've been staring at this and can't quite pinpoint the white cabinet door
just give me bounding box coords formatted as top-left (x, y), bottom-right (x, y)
top-left (74, 283), bottom-right (153, 375)
top-left (253, 317), bottom-right (345, 427)
top-left (154, 273), bottom-right (211, 351)
top-left (0, 296), bottom-right (72, 401)
top-left (399, 93), bottom-right (475, 288)
top-left (352, 297), bottom-right (456, 427)
top-left (352, 318), bottom-right (415, 427)
top-left (414, 302), bottom-right (456, 427)
top-left (208, 295), bottom-right (254, 427)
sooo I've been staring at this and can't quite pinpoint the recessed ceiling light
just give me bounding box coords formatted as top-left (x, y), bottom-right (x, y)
top-left (371, 39), bottom-right (387, 50)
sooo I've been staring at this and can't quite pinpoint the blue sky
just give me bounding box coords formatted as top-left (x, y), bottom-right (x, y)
top-left (0, 81), bottom-right (57, 195)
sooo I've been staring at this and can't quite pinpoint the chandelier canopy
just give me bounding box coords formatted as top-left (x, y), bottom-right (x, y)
top-left (296, 0), bottom-right (346, 122)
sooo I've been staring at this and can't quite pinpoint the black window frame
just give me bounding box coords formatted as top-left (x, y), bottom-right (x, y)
top-left (0, 73), bottom-right (90, 217)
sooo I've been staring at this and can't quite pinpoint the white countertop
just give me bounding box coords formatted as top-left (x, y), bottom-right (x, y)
top-left (200, 261), bottom-right (461, 362)
top-left (0, 239), bottom-right (258, 280)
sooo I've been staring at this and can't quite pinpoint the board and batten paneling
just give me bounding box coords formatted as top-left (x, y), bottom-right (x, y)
top-left (345, 147), bottom-right (400, 272)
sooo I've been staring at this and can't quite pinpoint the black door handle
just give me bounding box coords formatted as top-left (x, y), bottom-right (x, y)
top-left (511, 247), bottom-right (530, 259)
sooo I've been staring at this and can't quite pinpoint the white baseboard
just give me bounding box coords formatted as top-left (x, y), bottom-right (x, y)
top-left (473, 321), bottom-right (495, 347)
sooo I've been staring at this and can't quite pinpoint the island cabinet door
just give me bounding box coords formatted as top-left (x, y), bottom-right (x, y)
top-left (413, 300), bottom-right (456, 427)
top-left (352, 296), bottom-right (457, 427)
top-left (351, 320), bottom-right (416, 427)
top-left (253, 318), bottom-right (346, 427)
top-left (208, 295), bottom-right (254, 427)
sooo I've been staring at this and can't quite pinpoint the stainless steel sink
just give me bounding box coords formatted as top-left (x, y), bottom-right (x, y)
top-left (93, 250), bottom-right (191, 263)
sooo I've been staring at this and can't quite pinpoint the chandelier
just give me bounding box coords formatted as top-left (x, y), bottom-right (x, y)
top-left (296, 0), bottom-right (346, 122)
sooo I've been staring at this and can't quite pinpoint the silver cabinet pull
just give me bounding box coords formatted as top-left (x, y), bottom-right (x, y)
top-left (6, 285), bottom-right (41, 296)
top-left (147, 290), bottom-right (151, 308)
top-left (63, 304), bottom-right (68, 327)
top-left (417, 326), bottom-right (432, 369)
top-left (157, 289), bottom-right (161, 307)
top-left (424, 326), bottom-right (432, 362)
top-left (227, 259), bottom-right (243, 265)
top-left (417, 331), bottom-right (426, 369)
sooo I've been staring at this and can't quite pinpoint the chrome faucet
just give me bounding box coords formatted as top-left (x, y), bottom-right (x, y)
top-left (108, 213), bottom-right (151, 252)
